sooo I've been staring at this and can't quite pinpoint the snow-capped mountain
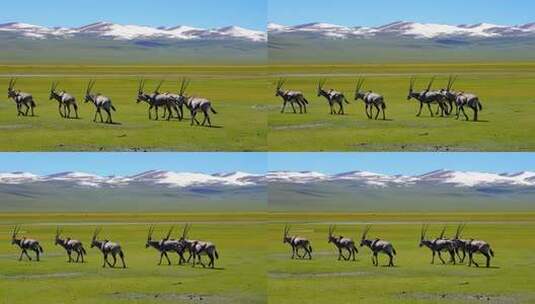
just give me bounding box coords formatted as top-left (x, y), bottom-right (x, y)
top-left (0, 170), bottom-right (264, 188)
top-left (268, 21), bottom-right (535, 39)
top-left (267, 170), bottom-right (535, 188)
top-left (2, 170), bottom-right (535, 189)
top-left (0, 21), bottom-right (266, 42)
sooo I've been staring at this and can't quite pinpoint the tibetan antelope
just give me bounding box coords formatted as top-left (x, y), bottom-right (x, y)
top-left (466, 235), bottom-right (495, 268)
top-left (10, 225), bottom-right (43, 262)
top-left (451, 223), bottom-right (470, 263)
top-left (327, 225), bottom-right (358, 261)
top-left (317, 79), bottom-right (350, 115)
top-left (145, 225), bottom-right (187, 265)
top-left (49, 82), bottom-right (79, 119)
top-left (407, 77), bottom-right (447, 117)
top-left (439, 75), bottom-right (459, 116)
top-left (177, 78), bottom-right (218, 127)
top-left (360, 226), bottom-right (397, 267)
top-left (177, 224), bottom-right (199, 264)
top-left (354, 77), bottom-right (387, 120)
top-left (419, 225), bottom-right (456, 265)
top-left (275, 79), bottom-right (308, 114)
top-left (84, 80), bottom-right (117, 124)
top-left (54, 227), bottom-right (87, 263)
top-left (283, 225), bottom-right (312, 260)
top-left (7, 78), bottom-right (36, 116)
top-left (90, 228), bottom-right (126, 268)
top-left (178, 224), bottom-right (219, 268)
top-left (440, 76), bottom-right (483, 121)
top-left (136, 79), bottom-right (179, 121)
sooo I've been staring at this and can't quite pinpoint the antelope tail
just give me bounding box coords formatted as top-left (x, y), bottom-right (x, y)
top-left (309, 245), bottom-right (313, 253)
top-left (38, 245), bottom-right (44, 253)
top-left (210, 107), bottom-right (217, 114)
top-left (343, 96), bottom-right (350, 104)
top-left (81, 246), bottom-right (87, 255)
top-left (301, 97), bottom-right (309, 105)
top-left (489, 248), bottom-right (494, 257)
top-left (214, 249), bottom-right (219, 259)
top-left (392, 248), bottom-right (397, 256)
top-left (477, 100), bottom-right (483, 111)
top-left (111, 105), bottom-right (117, 112)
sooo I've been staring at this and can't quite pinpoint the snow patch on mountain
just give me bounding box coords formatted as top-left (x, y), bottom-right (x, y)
top-left (0, 22), bottom-right (266, 42)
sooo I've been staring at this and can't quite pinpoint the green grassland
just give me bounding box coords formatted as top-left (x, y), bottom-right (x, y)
top-left (268, 63), bottom-right (535, 151)
top-left (1, 213), bottom-right (534, 303)
top-left (0, 65), bottom-right (268, 151)
top-left (268, 212), bottom-right (535, 304)
top-left (0, 213), bottom-right (267, 304)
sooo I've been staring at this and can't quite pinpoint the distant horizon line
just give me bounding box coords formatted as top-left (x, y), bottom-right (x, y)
top-left (268, 20), bottom-right (535, 28)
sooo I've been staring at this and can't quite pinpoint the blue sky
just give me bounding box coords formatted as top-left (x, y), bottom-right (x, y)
top-left (0, 153), bottom-right (267, 176)
top-left (268, 153), bottom-right (535, 175)
top-left (2, 153), bottom-right (535, 176)
top-left (269, 0), bottom-right (535, 26)
top-left (0, 0), bottom-right (266, 30)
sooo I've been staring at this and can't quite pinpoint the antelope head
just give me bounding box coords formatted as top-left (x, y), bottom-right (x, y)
top-left (11, 225), bottom-right (20, 245)
top-left (179, 224), bottom-right (191, 242)
top-left (317, 78), bottom-right (327, 97)
top-left (354, 77), bottom-right (365, 101)
top-left (327, 225), bottom-right (337, 243)
top-left (275, 79), bottom-right (286, 97)
top-left (7, 78), bottom-right (17, 98)
top-left (136, 79), bottom-right (148, 103)
top-left (283, 225), bottom-right (291, 243)
top-left (54, 226), bottom-right (63, 246)
top-left (49, 82), bottom-right (59, 100)
top-left (407, 77), bottom-right (416, 100)
top-left (419, 225), bottom-right (428, 247)
top-left (90, 227), bottom-right (101, 248)
top-left (145, 225), bottom-right (155, 248)
top-left (360, 225), bottom-right (371, 247)
top-left (84, 80), bottom-right (96, 103)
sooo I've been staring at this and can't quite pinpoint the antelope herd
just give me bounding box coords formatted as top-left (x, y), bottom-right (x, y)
top-left (8, 224), bottom-right (494, 268)
top-left (9, 224), bottom-right (219, 269)
top-left (4, 78), bottom-right (218, 127)
top-left (281, 224), bottom-right (494, 268)
top-left (275, 75), bottom-right (483, 121)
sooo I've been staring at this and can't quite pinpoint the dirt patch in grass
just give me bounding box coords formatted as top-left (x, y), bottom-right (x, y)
top-left (269, 271), bottom-right (371, 279)
top-left (398, 292), bottom-right (530, 304)
top-left (1, 272), bottom-right (83, 280)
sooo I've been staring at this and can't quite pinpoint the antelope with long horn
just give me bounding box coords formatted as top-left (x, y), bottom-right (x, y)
top-left (54, 226), bottom-right (87, 263)
top-left (275, 78), bottom-right (308, 114)
top-left (359, 225), bottom-right (397, 267)
top-left (145, 225), bottom-right (187, 265)
top-left (177, 224), bottom-right (219, 268)
top-left (327, 225), bottom-right (358, 261)
top-left (10, 225), bottom-right (43, 262)
top-left (407, 77), bottom-right (448, 117)
top-left (136, 79), bottom-right (179, 121)
top-left (354, 77), bottom-right (387, 120)
top-left (49, 82), bottom-right (79, 119)
top-left (439, 75), bottom-right (459, 115)
top-left (451, 223), bottom-right (469, 263)
top-left (90, 228), bottom-right (126, 268)
top-left (317, 79), bottom-right (350, 115)
top-left (7, 78), bottom-right (37, 116)
top-left (84, 80), bottom-right (117, 124)
top-left (177, 78), bottom-right (218, 127)
top-left (466, 236), bottom-right (495, 268)
top-left (283, 225), bottom-right (313, 260)
top-left (419, 225), bottom-right (456, 265)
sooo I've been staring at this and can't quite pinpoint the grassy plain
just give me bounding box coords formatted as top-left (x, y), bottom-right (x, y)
top-left (267, 212), bottom-right (535, 304)
top-left (1, 213), bottom-right (534, 303)
top-left (0, 213), bottom-right (267, 304)
top-left (268, 63), bottom-right (535, 151)
top-left (0, 65), bottom-right (268, 151)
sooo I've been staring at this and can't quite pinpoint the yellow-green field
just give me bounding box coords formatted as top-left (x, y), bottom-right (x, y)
top-left (268, 63), bottom-right (535, 151)
top-left (0, 66), bottom-right (268, 151)
top-left (1, 213), bottom-right (534, 303)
